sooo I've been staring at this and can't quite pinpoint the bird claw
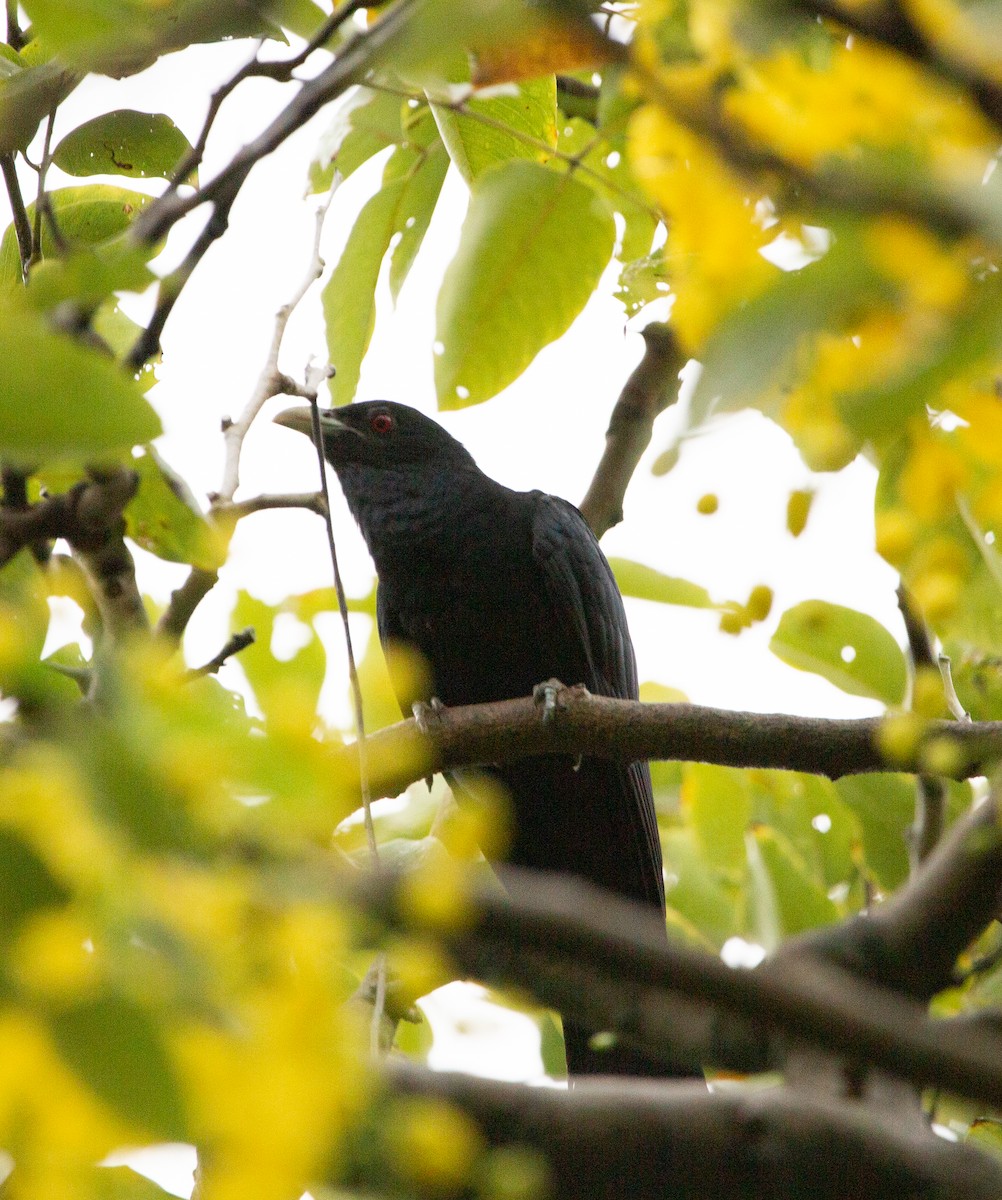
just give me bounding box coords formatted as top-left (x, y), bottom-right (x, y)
top-left (412, 696), bottom-right (446, 735)
top-left (533, 679), bottom-right (567, 725)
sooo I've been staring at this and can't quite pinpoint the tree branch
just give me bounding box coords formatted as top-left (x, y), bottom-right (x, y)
top-left (360, 860), bottom-right (1002, 1109)
top-left (333, 687), bottom-right (1002, 803)
top-left (374, 1060), bottom-right (1002, 1200)
top-left (579, 323), bottom-right (685, 538)
top-left (1, 154), bottom-right (32, 276)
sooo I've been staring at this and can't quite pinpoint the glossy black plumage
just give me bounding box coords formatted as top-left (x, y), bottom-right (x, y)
top-left (277, 400), bottom-right (667, 1075)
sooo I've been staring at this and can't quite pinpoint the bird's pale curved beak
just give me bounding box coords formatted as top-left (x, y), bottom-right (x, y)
top-left (273, 405), bottom-right (354, 441)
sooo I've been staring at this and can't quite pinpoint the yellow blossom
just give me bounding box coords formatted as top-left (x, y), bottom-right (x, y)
top-left (386, 1095), bottom-right (486, 1195)
top-left (13, 910), bottom-right (101, 1001)
top-left (875, 508), bottom-right (919, 566)
top-left (899, 433), bottom-right (968, 521)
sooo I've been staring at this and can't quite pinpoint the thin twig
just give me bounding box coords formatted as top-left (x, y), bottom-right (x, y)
top-left (1, 155), bottom-right (32, 275)
top-left (186, 628), bottom-right (255, 678)
top-left (156, 201), bottom-right (332, 642)
top-left (5, 0), bottom-right (25, 51)
top-left (938, 654), bottom-right (971, 722)
top-left (32, 111), bottom-right (62, 264)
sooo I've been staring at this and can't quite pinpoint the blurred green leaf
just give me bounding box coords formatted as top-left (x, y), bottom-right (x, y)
top-left (0, 185), bottom-right (155, 288)
top-left (53, 110), bottom-right (195, 183)
top-left (0, 291), bottom-right (161, 465)
top-left (435, 160), bottom-right (615, 407)
top-left (431, 77), bottom-right (557, 185)
top-left (609, 558), bottom-right (713, 608)
top-left (233, 590), bottom-right (326, 722)
top-left (770, 600), bottom-right (906, 705)
top-left (615, 250), bottom-right (670, 316)
top-left (20, 0), bottom-right (276, 74)
top-left (387, 120), bottom-right (449, 301)
top-left (0, 59), bottom-right (80, 155)
top-left (749, 825), bottom-right (839, 938)
top-left (662, 827), bottom-right (740, 949)
top-left (0, 829), bottom-right (69, 947)
top-left (85, 1166), bottom-right (179, 1200)
top-left (683, 763), bottom-right (751, 875)
top-left (835, 773), bottom-right (915, 891)
top-left (126, 448), bottom-right (222, 570)
top-left (48, 995), bottom-right (187, 1140)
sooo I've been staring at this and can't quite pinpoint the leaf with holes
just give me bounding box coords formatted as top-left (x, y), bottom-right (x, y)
top-left (770, 600), bottom-right (906, 705)
top-left (435, 160), bottom-right (614, 407)
top-left (53, 109), bottom-right (195, 182)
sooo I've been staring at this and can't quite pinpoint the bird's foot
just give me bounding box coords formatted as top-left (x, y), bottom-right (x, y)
top-left (412, 696), bottom-right (446, 734)
top-left (412, 698), bottom-right (446, 791)
top-left (533, 678), bottom-right (568, 724)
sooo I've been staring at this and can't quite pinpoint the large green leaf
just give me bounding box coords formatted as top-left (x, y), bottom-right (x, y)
top-left (609, 557), bottom-right (713, 608)
top-left (435, 160), bottom-right (615, 408)
top-left (747, 825), bottom-right (839, 940)
top-left (388, 135), bottom-right (449, 302)
top-left (48, 995), bottom-right (187, 1140)
top-left (430, 76), bottom-right (557, 184)
top-left (683, 763), bottom-right (751, 875)
top-left (0, 291), bottom-right (161, 464)
top-left (0, 184), bottom-right (154, 288)
top-left (53, 110), bottom-right (195, 183)
top-left (20, 0), bottom-right (275, 74)
top-left (662, 827), bottom-right (740, 950)
top-left (770, 600), bottom-right (906, 705)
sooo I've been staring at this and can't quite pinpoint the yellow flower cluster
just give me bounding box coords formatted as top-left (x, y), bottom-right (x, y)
top-left (629, 104), bottom-right (777, 348)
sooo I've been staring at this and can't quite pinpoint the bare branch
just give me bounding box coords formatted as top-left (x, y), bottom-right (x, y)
top-left (1, 155), bottom-right (32, 275)
top-left (378, 1061), bottom-right (1002, 1200)
top-left (579, 323), bottom-right (685, 537)
top-left (217, 491), bottom-right (327, 520)
top-left (186, 628), bottom-right (255, 678)
top-left (331, 687), bottom-right (1002, 803)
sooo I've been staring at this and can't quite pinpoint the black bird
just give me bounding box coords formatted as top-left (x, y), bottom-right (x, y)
top-left (276, 400), bottom-right (669, 1076)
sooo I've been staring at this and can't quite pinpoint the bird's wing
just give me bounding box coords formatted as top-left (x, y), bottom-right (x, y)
top-left (529, 492), bottom-right (636, 700)
top-left (530, 493), bottom-right (663, 910)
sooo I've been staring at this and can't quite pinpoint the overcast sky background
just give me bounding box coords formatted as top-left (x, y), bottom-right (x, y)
top-left (3, 23), bottom-right (905, 1190)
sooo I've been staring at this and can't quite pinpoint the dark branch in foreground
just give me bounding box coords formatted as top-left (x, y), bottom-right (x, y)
top-left (371, 1061), bottom-right (1002, 1200)
top-left (339, 687), bottom-right (1002, 801)
top-left (357, 827), bottom-right (1002, 1108)
top-left (579, 323), bottom-right (685, 538)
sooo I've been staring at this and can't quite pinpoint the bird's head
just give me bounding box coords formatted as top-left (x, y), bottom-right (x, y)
top-left (274, 400), bottom-right (476, 471)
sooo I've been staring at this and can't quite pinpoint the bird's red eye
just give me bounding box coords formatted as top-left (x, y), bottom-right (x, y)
top-left (370, 413), bottom-right (394, 435)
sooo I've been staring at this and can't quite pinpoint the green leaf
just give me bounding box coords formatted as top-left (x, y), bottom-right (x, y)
top-left (0, 59), bottom-right (80, 155)
top-left (323, 176), bottom-right (409, 407)
top-left (835, 773), bottom-right (915, 891)
top-left (126, 448), bottom-right (223, 570)
top-left (0, 291), bottom-right (161, 465)
top-left (770, 600), bottom-right (906, 705)
top-left (749, 825), bottom-right (839, 938)
top-left (387, 116), bottom-right (449, 301)
top-left (48, 995), bottom-right (187, 1140)
top-left (615, 251), bottom-right (670, 316)
top-left (430, 77), bottom-right (557, 184)
top-left (53, 110), bottom-right (195, 183)
top-left (0, 184), bottom-right (155, 288)
top-left (609, 557), bottom-right (713, 608)
top-left (662, 827), bottom-right (740, 949)
top-left (690, 223), bottom-right (888, 426)
top-left (324, 113), bottom-right (448, 402)
top-left (80, 1166), bottom-right (178, 1200)
top-left (309, 87), bottom-right (405, 194)
top-left (20, 0), bottom-right (275, 74)
top-left (0, 829), bottom-right (69, 947)
top-left (435, 160), bottom-right (615, 408)
top-left (92, 300), bottom-right (159, 393)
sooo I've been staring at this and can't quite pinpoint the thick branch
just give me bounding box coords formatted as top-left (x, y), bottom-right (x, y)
top-left (377, 1061), bottom-right (1002, 1200)
top-left (336, 688), bottom-right (1002, 802)
top-left (363, 865), bottom-right (1002, 1108)
top-left (0, 471), bottom-right (147, 643)
top-left (579, 323), bottom-right (685, 538)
